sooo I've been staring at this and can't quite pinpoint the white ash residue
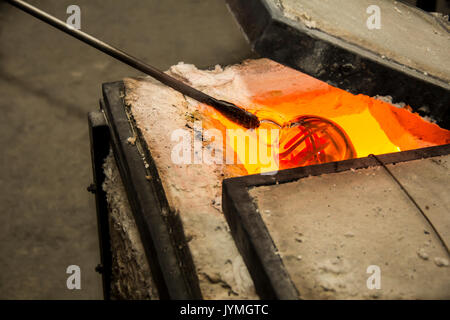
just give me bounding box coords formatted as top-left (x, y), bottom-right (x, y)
top-left (168, 63), bottom-right (235, 89)
top-left (417, 248), bottom-right (429, 260)
top-left (103, 150), bottom-right (159, 300)
top-left (434, 257), bottom-right (449, 267)
top-left (430, 12), bottom-right (450, 25)
top-left (373, 95), bottom-right (437, 124)
top-left (373, 95), bottom-right (406, 109)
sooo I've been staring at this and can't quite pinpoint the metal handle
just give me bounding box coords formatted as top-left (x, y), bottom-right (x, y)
top-left (5, 0), bottom-right (260, 129)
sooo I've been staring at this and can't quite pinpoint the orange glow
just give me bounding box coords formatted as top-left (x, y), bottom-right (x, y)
top-left (199, 72), bottom-right (450, 175)
top-left (278, 115), bottom-right (356, 168)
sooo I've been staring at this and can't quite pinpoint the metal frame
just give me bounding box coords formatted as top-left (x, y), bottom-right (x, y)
top-left (88, 110), bottom-right (113, 300)
top-left (222, 144), bottom-right (450, 299)
top-left (99, 81), bottom-right (202, 300)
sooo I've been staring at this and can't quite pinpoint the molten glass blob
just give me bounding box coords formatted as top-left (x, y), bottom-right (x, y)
top-left (278, 115), bottom-right (356, 168)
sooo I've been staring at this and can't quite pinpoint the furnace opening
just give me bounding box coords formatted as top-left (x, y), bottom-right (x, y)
top-left (196, 63), bottom-right (450, 175)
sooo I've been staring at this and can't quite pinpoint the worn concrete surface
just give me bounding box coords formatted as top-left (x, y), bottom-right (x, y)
top-left (277, 0), bottom-right (450, 82)
top-left (250, 155), bottom-right (450, 299)
top-left (0, 0), bottom-right (252, 299)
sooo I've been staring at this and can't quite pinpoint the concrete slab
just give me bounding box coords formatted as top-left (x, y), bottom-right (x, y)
top-left (387, 155), bottom-right (450, 249)
top-left (249, 154), bottom-right (450, 299)
top-left (279, 0), bottom-right (450, 82)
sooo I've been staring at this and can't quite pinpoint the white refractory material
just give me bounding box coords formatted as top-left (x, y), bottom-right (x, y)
top-left (121, 61), bottom-right (281, 299)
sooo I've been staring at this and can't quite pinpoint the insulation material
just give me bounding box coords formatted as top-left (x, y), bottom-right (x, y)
top-left (124, 76), bottom-right (257, 300)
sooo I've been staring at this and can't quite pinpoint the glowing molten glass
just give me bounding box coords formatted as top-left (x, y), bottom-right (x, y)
top-left (198, 62), bottom-right (450, 176)
top-left (279, 116), bottom-right (356, 168)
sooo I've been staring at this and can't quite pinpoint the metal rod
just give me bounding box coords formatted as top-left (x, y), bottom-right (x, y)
top-left (5, 0), bottom-right (260, 129)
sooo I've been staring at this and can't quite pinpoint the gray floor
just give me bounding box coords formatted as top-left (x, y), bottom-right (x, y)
top-left (0, 0), bottom-right (252, 299)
